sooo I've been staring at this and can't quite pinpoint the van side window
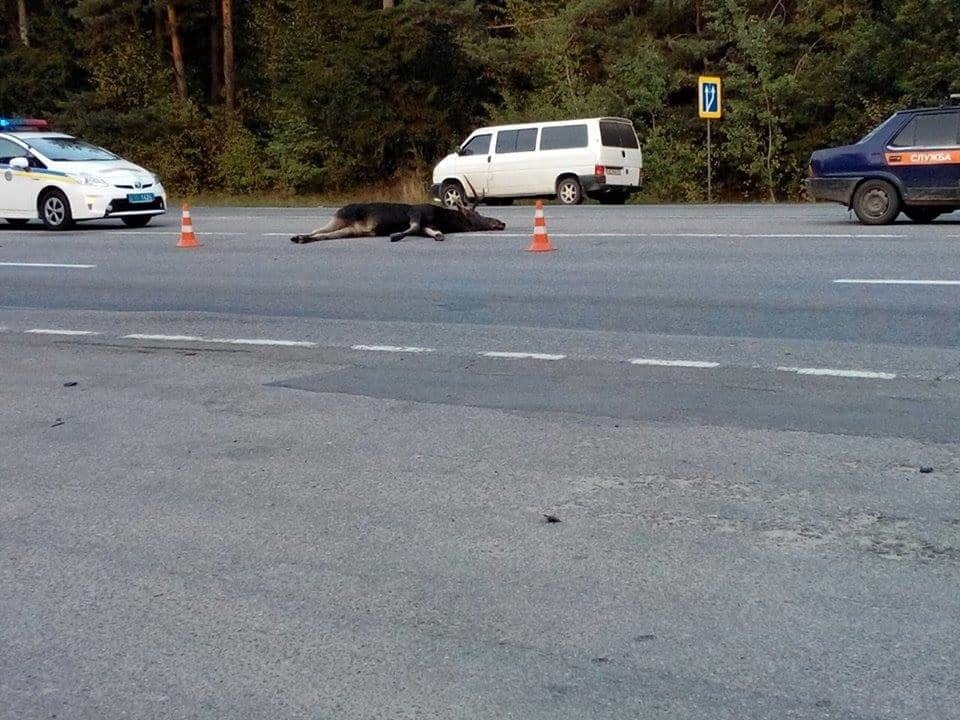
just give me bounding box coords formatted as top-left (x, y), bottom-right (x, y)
top-left (540, 124), bottom-right (588, 150)
top-left (891, 113), bottom-right (960, 148)
top-left (460, 134), bottom-right (491, 156)
top-left (516, 128), bottom-right (537, 152)
top-left (495, 129), bottom-right (538, 154)
top-left (599, 121), bottom-right (640, 149)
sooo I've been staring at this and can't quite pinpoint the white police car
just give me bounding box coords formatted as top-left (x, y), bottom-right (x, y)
top-left (0, 118), bottom-right (166, 230)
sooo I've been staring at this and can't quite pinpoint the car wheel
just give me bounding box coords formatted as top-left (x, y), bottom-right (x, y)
top-left (903, 207), bottom-right (941, 224)
top-left (5, 219), bottom-right (29, 227)
top-left (122, 216), bottom-right (152, 228)
top-left (852, 180), bottom-right (901, 225)
top-left (556, 177), bottom-right (583, 205)
top-left (440, 180), bottom-right (466, 208)
top-left (39, 190), bottom-right (74, 231)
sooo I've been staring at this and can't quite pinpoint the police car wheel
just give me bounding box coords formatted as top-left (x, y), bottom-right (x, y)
top-left (903, 208), bottom-right (941, 224)
top-left (39, 190), bottom-right (74, 231)
top-left (852, 180), bottom-right (900, 225)
top-left (121, 216), bottom-right (152, 228)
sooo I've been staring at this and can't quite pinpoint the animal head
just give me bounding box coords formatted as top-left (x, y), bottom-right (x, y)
top-left (454, 198), bottom-right (506, 231)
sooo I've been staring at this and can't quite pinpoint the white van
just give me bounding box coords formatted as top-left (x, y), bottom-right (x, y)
top-left (430, 117), bottom-right (642, 206)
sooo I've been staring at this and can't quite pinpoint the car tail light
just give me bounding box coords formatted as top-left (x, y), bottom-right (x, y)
top-left (595, 164), bottom-right (606, 181)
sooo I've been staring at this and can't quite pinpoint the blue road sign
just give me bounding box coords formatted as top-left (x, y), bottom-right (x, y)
top-left (698, 76), bottom-right (722, 119)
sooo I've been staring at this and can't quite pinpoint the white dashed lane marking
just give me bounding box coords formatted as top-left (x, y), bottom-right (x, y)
top-left (352, 344), bottom-right (435, 353)
top-left (480, 351), bottom-right (566, 360)
top-left (835, 279), bottom-right (960, 286)
top-left (2, 329), bottom-right (908, 380)
top-left (26, 329), bottom-right (98, 336)
top-left (0, 262), bottom-right (96, 269)
top-left (629, 358), bottom-right (720, 368)
top-left (777, 366), bottom-right (897, 380)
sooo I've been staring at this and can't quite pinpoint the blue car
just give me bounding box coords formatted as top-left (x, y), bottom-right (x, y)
top-left (805, 99), bottom-right (960, 224)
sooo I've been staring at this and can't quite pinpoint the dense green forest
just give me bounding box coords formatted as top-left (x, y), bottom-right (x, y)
top-left (2, 0), bottom-right (959, 201)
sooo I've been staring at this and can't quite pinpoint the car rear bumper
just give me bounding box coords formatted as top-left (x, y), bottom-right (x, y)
top-left (804, 177), bottom-right (860, 206)
top-left (579, 174), bottom-right (641, 194)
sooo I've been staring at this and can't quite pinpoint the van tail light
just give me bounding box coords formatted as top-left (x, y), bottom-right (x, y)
top-left (594, 164), bottom-right (606, 182)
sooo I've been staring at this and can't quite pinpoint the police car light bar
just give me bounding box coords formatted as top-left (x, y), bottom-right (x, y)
top-left (0, 118), bottom-right (50, 131)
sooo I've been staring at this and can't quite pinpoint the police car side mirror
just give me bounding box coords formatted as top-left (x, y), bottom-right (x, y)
top-left (9, 157), bottom-right (29, 170)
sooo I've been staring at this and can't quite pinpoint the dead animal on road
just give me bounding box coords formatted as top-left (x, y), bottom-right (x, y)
top-left (290, 201), bottom-right (506, 244)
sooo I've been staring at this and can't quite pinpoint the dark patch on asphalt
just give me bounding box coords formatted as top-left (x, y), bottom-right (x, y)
top-left (268, 361), bottom-right (960, 443)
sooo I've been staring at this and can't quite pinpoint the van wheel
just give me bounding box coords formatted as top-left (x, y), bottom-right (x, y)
top-left (556, 177), bottom-right (583, 205)
top-left (39, 189), bottom-right (74, 231)
top-left (903, 207), bottom-right (941, 224)
top-left (440, 181), bottom-right (466, 208)
top-left (852, 180), bottom-right (900, 225)
top-left (122, 216), bottom-right (152, 228)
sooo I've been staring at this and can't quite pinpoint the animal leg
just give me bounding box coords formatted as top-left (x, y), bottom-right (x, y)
top-left (290, 217), bottom-right (347, 243)
top-left (390, 211), bottom-right (424, 242)
top-left (293, 226), bottom-right (372, 243)
top-left (423, 226), bottom-right (445, 242)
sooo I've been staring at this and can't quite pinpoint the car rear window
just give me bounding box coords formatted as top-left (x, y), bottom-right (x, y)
top-left (890, 112), bottom-right (960, 148)
top-left (540, 124), bottom-right (588, 150)
top-left (599, 121), bottom-right (639, 149)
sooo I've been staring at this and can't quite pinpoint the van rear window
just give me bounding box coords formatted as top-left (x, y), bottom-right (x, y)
top-left (599, 121), bottom-right (639, 149)
top-left (540, 124), bottom-right (588, 150)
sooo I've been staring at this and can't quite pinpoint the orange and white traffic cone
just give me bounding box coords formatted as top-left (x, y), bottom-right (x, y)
top-left (177, 203), bottom-right (200, 249)
top-left (526, 200), bottom-right (555, 253)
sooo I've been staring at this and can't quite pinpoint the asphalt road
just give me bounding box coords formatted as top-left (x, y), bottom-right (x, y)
top-left (2, 203), bottom-right (959, 719)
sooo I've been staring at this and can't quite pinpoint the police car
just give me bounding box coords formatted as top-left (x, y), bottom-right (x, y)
top-left (805, 98), bottom-right (960, 224)
top-left (0, 118), bottom-right (166, 230)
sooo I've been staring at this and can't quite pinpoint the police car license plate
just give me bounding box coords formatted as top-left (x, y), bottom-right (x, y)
top-left (127, 192), bottom-right (154, 204)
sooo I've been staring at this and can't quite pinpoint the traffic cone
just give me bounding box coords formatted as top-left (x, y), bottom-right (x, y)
top-left (177, 203), bottom-right (200, 249)
top-left (527, 200), bottom-right (555, 253)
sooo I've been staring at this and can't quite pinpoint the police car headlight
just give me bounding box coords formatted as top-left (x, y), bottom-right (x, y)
top-left (74, 174), bottom-right (109, 187)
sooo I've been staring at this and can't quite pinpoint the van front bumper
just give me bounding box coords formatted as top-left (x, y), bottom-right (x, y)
top-left (804, 177), bottom-right (860, 206)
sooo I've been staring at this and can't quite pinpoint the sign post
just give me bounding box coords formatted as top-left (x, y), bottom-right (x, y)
top-left (698, 76), bottom-right (722, 203)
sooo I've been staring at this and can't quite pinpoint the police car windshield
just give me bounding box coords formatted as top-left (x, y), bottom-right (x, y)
top-left (26, 137), bottom-right (118, 161)
top-left (858, 114), bottom-right (899, 144)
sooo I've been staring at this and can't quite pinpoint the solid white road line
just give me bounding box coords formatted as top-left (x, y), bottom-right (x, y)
top-left (352, 344), bottom-right (435, 353)
top-left (26, 329), bottom-right (97, 336)
top-left (629, 358), bottom-right (720, 368)
top-left (0, 262), bottom-right (95, 269)
top-left (480, 351), bottom-right (566, 360)
top-left (123, 334), bottom-right (203, 342)
top-left (449, 232), bottom-right (906, 239)
top-left (835, 279), bottom-right (960, 286)
top-left (777, 366), bottom-right (897, 380)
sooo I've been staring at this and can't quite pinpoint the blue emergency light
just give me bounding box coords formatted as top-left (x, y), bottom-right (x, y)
top-left (0, 118), bottom-right (50, 131)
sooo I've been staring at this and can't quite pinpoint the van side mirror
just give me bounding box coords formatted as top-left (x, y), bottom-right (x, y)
top-left (10, 157), bottom-right (29, 170)
top-left (458, 148), bottom-right (471, 156)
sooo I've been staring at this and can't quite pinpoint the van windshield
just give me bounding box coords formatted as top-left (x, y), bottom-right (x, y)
top-left (599, 121), bottom-right (639, 149)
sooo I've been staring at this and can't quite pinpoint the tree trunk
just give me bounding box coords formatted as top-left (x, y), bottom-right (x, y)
top-left (209, 0), bottom-right (222, 102)
top-left (222, 0), bottom-right (236, 112)
top-left (18, 0), bottom-right (29, 47)
top-left (166, 2), bottom-right (188, 101)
